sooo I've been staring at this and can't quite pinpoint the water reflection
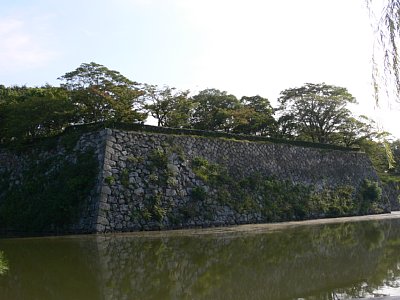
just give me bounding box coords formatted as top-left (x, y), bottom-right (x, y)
top-left (1, 219), bottom-right (400, 299)
top-left (0, 251), bottom-right (8, 275)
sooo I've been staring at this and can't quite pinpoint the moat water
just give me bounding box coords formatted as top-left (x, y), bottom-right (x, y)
top-left (1, 215), bottom-right (400, 299)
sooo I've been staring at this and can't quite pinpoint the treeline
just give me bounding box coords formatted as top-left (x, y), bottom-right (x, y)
top-left (0, 62), bottom-right (399, 179)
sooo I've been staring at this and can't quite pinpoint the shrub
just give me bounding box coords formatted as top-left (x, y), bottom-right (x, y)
top-left (153, 205), bottom-right (166, 222)
top-left (105, 176), bottom-right (115, 185)
top-left (188, 156), bottom-right (379, 222)
top-left (357, 179), bottom-right (382, 214)
top-left (121, 169), bottom-right (129, 187)
top-left (127, 155), bottom-right (144, 164)
top-left (179, 202), bottom-right (197, 219)
top-left (148, 148), bottom-right (168, 169)
top-left (191, 157), bottom-right (211, 182)
top-left (149, 173), bottom-right (159, 183)
top-left (360, 180), bottom-right (382, 202)
top-left (191, 186), bottom-right (207, 201)
top-left (310, 185), bottom-right (355, 217)
top-left (142, 208), bottom-right (152, 221)
top-left (143, 193), bottom-right (166, 222)
top-left (191, 156), bottom-right (224, 183)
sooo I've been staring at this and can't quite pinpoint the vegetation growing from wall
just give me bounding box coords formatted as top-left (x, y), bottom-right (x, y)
top-left (0, 148), bottom-right (98, 234)
top-left (127, 147), bottom-right (172, 225)
top-left (359, 139), bottom-right (400, 210)
top-left (357, 179), bottom-right (383, 214)
top-left (191, 156), bottom-right (385, 221)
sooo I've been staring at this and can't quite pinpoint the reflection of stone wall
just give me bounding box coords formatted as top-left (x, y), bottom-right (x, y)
top-left (1, 220), bottom-right (400, 299)
top-left (91, 220), bottom-right (398, 300)
top-left (96, 129), bottom-right (384, 232)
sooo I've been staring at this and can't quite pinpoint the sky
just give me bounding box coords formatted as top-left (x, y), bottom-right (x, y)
top-left (0, 0), bottom-right (399, 138)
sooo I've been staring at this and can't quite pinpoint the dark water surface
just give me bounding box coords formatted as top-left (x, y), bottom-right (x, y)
top-left (1, 216), bottom-right (400, 300)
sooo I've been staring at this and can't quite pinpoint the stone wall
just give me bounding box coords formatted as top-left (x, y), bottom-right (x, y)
top-left (95, 129), bottom-right (385, 233)
top-left (0, 128), bottom-right (391, 234)
top-left (384, 181), bottom-right (400, 211)
top-left (0, 131), bottom-right (106, 234)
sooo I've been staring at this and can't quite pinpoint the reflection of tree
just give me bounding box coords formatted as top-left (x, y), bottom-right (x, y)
top-left (2, 220), bottom-right (400, 300)
top-left (92, 220), bottom-right (400, 300)
top-left (0, 239), bottom-right (103, 300)
top-left (324, 220), bottom-right (400, 299)
top-left (0, 251), bottom-right (8, 275)
top-left (361, 221), bottom-right (386, 251)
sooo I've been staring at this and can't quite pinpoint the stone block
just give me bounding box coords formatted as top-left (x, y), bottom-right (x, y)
top-left (99, 202), bottom-right (110, 211)
top-left (106, 147), bottom-right (115, 155)
top-left (101, 186), bottom-right (112, 195)
top-left (97, 216), bottom-right (109, 225)
top-left (166, 189), bottom-right (177, 197)
top-left (134, 188), bottom-right (144, 195)
top-left (114, 144), bottom-right (122, 151)
top-left (96, 224), bottom-right (105, 232)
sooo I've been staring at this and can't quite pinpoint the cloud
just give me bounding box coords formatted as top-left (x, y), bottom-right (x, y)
top-left (0, 18), bottom-right (22, 34)
top-left (0, 17), bottom-right (57, 72)
top-left (111, 0), bottom-right (161, 7)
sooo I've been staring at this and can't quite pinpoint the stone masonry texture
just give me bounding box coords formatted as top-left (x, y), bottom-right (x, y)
top-left (0, 128), bottom-right (392, 234)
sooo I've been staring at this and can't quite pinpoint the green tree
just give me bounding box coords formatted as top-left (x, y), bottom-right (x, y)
top-left (359, 139), bottom-right (392, 175)
top-left (274, 114), bottom-right (298, 140)
top-left (190, 89), bottom-right (240, 132)
top-left (231, 95), bottom-right (277, 136)
top-left (391, 139), bottom-right (400, 175)
top-left (0, 85), bottom-right (76, 142)
top-left (334, 115), bottom-right (381, 147)
top-left (58, 62), bottom-right (145, 123)
top-left (143, 85), bottom-right (192, 127)
top-left (164, 96), bottom-right (194, 128)
top-left (277, 83), bottom-right (356, 143)
top-left (0, 85), bottom-right (33, 103)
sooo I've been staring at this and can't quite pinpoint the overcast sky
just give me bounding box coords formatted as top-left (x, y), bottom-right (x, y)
top-left (0, 0), bottom-right (398, 137)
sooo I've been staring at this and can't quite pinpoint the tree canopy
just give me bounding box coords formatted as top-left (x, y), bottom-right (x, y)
top-left (231, 95), bottom-right (276, 136)
top-left (0, 63), bottom-right (395, 173)
top-left (143, 85), bottom-right (192, 128)
top-left (58, 62), bottom-right (145, 123)
top-left (277, 83), bottom-right (357, 144)
top-left (0, 85), bottom-right (76, 141)
top-left (190, 89), bottom-right (241, 132)
top-left (0, 77), bottom-right (384, 148)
